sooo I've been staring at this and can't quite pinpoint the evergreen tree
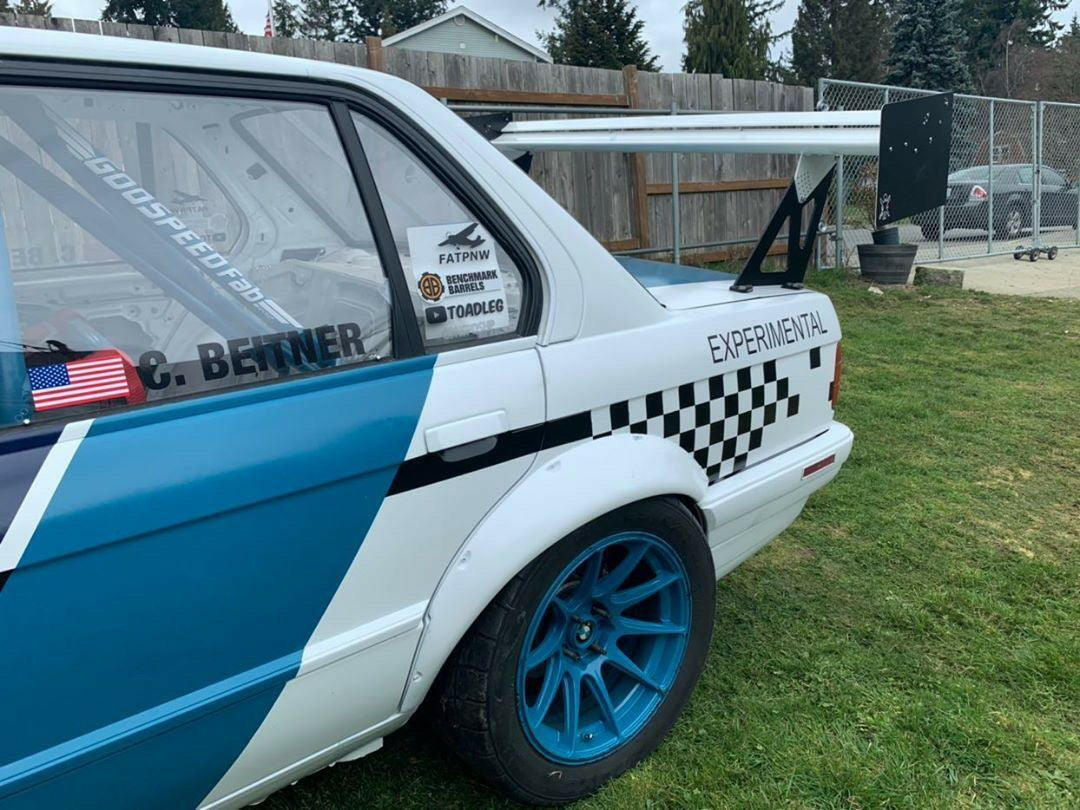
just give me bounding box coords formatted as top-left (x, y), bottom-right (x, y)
top-left (102, 0), bottom-right (236, 31)
top-left (338, 0), bottom-right (446, 41)
top-left (886, 0), bottom-right (973, 91)
top-left (12, 0), bottom-right (54, 14)
top-left (272, 0), bottom-right (301, 37)
top-left (683, 0), bottom-right (780, 79)
top-left (790, 0), bottom-right (890, 89)
top-left (173, 0), bottom-right (236, 31)
top-left (539, 0), bottom-right (660, 71)
top-left (960, 0), bottom-right (1069, 92)
top-left (299, 0), bottom-right (341, 40)
top-left (102, 0), bottom-right (175, 26)
top-left (790, 0), bottom-right (832, 87)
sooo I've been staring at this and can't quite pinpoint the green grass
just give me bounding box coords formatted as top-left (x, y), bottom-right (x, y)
top-left (265, 271), bottom-right (1079, 809)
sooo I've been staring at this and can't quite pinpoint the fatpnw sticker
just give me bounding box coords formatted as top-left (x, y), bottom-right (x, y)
top-left (407, 222), bottom-right (509, 339)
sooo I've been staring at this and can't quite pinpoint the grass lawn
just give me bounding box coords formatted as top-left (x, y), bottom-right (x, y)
top-left (265, 271), bottom-right (1079, 809)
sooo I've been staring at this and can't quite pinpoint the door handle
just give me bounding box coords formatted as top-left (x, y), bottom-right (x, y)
top-left (425, 410), bottom-right (508, 455)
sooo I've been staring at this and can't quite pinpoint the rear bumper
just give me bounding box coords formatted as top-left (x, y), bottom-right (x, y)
top-left (696, 421), bottom-right (853, 578)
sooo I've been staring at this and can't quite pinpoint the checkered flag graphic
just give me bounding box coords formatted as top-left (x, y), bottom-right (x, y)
top-left (590, 359), bottom-right (800, 482)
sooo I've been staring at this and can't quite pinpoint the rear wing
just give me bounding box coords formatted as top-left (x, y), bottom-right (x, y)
top-left (485, 93), bottom-right (954, 291)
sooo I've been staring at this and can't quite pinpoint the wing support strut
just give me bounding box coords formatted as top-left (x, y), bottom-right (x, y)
top-left (730, 166), bottom-right (835, 293)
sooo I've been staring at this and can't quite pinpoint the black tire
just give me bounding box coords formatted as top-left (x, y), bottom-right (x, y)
top-left (436, 497), bottom-right (714, 805)
top-left (919, 222), bottom-right (940, 241)
top-left (994, 203), bottom-right (1026, 240)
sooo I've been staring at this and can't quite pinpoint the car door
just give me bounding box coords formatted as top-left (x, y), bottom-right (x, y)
top-left (1039, 167), bottom-right (1071, 227)
top-left (0, 70), bottom-right (542, 810)
top-left (201, 103), bottom-right (548, 806)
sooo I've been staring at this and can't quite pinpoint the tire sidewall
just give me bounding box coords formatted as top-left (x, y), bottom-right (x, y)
top-left (482, 499), bottom-right (714, 804)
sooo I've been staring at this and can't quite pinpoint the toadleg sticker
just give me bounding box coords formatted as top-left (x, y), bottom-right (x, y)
top-left (406, 221), bottom-right (509, 340)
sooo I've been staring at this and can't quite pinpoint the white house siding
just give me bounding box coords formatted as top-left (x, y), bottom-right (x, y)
top-left (388, 16), bottom-right (544, 62)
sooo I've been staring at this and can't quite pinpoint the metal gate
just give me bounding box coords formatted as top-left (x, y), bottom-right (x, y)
top-left (819, 79), bottom-right (1080, 267)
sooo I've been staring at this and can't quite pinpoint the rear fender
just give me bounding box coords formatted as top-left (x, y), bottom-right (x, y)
top-left (399, 433), bottom-right (707, 713)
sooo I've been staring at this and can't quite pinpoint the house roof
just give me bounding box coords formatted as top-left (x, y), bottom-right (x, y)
top-left (382, 5), bottom-right (553, 63)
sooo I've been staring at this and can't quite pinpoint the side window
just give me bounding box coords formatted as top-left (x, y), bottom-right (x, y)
top-left (1017, 167), bottom-right (1034, 185)
top-left (0, 86), bottom-right (392, 429)
top-left (351, 112), bottom-right (526, 349)
top-left (1042, 167), bottom-right (1065, 186)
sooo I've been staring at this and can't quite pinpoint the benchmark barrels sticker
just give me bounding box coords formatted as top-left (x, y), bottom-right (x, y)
top-left (406, 222), bottom-right (509, 340)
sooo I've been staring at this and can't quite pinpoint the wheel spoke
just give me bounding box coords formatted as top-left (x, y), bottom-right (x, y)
top-left (525, 656), bottom-right (563, 727)
top-left (525, 623), bottom-right (563, 670)
top-left (609, 570), bottom-right (681, 609)
top-left (583, 671), bottom-right (621, 738)
top-left (561, 668), bottom-right (581, 748)
top-left (615, 616), bottom-right (688, 637)
top-left (595, 542), bottom-right (648, 596)
top-left (571, 552), bottom-right (603, 605)
top-left (606, 648), bottom-right (665, 695)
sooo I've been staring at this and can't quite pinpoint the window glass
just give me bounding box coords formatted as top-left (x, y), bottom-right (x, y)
top-left (951, 167), bottom-right (990, 183)
top-left (1017, 167), bottom-right (1034, 184)
top-left (351, 112), bottom-right (524, 348)
top-left (1041, 167), bottom-right (1065, 186)
top-left (0, 87), bottom-right (391, 429)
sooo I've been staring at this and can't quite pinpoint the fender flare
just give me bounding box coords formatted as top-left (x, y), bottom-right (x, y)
top-left (399, 433), bottom-right (707, 713)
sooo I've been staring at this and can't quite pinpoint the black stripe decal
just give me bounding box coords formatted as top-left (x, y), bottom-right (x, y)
top-left (387, 411), bottom-right (592, 496)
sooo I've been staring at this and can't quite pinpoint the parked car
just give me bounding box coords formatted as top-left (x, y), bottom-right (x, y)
top-left (913, 163), bottom-right (1079, 240)
top-left (0, 29), bottom-right (852, 809)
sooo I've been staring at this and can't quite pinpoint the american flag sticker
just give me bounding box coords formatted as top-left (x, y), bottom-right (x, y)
top-left (27, 350), bottom-right (137, 412)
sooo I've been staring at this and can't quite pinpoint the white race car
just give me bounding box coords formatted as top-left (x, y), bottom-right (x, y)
top-left (0, 29), bottom-right (951, 809)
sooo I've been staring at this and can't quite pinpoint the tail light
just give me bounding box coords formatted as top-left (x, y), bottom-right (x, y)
top-left (970, 185), bottom-right (988, 200)
top-left (829, 343), bottom-right (843, 409)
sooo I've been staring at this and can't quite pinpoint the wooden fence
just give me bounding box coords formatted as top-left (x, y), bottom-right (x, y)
top-left (0, 14), bottom-right (815, 264)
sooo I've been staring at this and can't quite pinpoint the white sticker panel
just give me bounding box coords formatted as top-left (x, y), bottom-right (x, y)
top-left (406, 222), bottom-right (509, 340)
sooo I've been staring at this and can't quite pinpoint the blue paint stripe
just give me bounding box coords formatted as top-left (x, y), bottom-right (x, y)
top-left (0, 353), bottom-right (437, 808)
top-left (616, 256), bottom-right (736, 288)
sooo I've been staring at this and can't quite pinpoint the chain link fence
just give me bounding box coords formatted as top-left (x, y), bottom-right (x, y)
top-left (819, 79), bottom-right (1079, 267)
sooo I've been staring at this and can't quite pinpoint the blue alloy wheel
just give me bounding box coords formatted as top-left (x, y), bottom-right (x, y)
top-left (516, 531), bottom-right (692, 764)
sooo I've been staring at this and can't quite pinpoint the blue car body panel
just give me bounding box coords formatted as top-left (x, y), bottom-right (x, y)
top-left (615, 257), bottom-right (735, 288)
top-left (0, 355), bottom-right (436, 807)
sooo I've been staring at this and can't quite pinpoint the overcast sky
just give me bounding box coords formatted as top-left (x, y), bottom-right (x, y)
top-left (49, 0), bottom-right (1080, 72)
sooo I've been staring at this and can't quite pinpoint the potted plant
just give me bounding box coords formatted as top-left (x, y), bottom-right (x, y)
top-left (855, 164), bottom-right (918, 284)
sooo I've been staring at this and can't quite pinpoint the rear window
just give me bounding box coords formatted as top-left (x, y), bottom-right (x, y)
top-left (950, 167), bottom-right (990, 183)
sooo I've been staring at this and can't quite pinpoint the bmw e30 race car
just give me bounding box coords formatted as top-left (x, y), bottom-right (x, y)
top-left (0, 29), bottom-right (950, 809)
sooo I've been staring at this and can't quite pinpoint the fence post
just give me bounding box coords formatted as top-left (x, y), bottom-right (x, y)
top-left (835, 154), bottom-right (844, 268)
top-left (988, 99), bottom-right (995, 254)
top-left (1032, 102), bottom-right (1040, 247)
top-left (365, 36), bottom-right (384, 71)
top-left (938, 205), bottom-right (945, 260)
top-left (622, 65), bottom-right (651, 253)
top-left (671, 98), bottom-right (681, 265)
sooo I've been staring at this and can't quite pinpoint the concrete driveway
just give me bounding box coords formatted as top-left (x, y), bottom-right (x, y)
top-left (923, 249), bottom-right (1080, 298)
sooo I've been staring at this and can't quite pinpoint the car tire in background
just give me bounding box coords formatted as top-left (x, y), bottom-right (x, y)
top-left (920, 222), bottom-right (940, 241)
top-left (994, 202), bottom-right (1026, 240)
top-left (436, 497), bottom-right (715, 805)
